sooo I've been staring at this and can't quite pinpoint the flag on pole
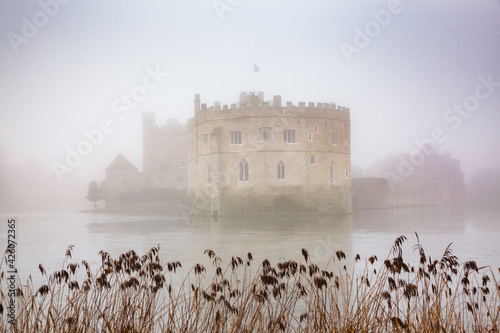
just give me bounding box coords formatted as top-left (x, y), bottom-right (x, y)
top-left (253, 63), bottom-right (260, 72)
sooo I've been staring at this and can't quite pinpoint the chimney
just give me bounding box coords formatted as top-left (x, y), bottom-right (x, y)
top-left (194, 94), bottom-right (201, 113)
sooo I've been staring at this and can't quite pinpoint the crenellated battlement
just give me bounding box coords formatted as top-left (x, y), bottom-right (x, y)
top-left (188, 93), bottom-right (350, 132)
top-left (143, 112), bottom-right (186, 137)
top-left (194, 92), bottom-right (350, 116)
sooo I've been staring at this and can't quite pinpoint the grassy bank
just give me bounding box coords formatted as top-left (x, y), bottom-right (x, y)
top-left (1, 235), bottom-right (499, 332)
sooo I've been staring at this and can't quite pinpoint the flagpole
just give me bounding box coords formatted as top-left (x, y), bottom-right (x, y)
top-left (252, 68), bottom-right (255, 91)
top-left (252, 63), bottom-right (260, 92)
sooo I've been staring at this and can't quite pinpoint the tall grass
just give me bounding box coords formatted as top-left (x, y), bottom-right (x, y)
top-left (1, 234), bottom-right (499, 332)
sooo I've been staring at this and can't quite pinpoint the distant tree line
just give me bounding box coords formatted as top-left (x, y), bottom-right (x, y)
top-left (359, 150), bottom-right (500, 209)
top-left (362, 149), bottom-right (465, 206)
top-left (468, 168), bottom-right (500, 209)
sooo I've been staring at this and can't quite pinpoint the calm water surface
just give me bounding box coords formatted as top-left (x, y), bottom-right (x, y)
top-left (1, 206), bottom-right (499, 287)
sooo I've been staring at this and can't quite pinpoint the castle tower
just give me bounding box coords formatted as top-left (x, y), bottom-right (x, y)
top-left (194, 94), bottom-right (201, 113)
top-left (186, 92), bottom-right (352, 216)
top-left (142, 112), bottom-right (157, 174)
top-left (141, 112), bottom-right (188, 190)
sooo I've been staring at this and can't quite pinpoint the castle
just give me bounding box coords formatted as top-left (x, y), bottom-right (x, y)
top-left (187, 92), bottom-right (352, 216)
top-left (103, 115), bottom-right (187, 207)
top-left (142, 114), bottom-right (187, 190)
top-left (104, 92), bottom-right (352, 216)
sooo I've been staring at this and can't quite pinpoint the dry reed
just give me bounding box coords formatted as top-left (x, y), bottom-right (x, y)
top-left (1, 234), bottom-right (499, 332)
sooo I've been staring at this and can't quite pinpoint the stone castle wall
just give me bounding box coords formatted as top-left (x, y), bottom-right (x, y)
top-left (352, 178), bottom-right (451, 209)
top-left (142, 112), bottom-right (188, 190)
top-left (187, 92), bottom-right (352, 216)
top-left (104, 169), bottom-right (139, 205)
top-left (352, 178), bottom-right (391, 209)
top-left (390, 180), bottom-right (451, 207)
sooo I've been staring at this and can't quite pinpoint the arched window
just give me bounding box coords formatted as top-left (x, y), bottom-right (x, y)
top-left (329, 161), bottom-right (335, 184)
top-left (239, 159), bottom-right (249, 182)
top-left (207, 162), bottom-right (211, 184)
top-left (277, 161), bottom-right (285, 179)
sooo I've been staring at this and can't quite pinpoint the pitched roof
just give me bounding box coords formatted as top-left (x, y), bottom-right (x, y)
top-left (106, 153), bottom-right (138, 171)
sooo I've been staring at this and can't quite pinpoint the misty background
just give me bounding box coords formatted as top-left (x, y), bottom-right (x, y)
top-left (1, 0), bottom-right (499, 210)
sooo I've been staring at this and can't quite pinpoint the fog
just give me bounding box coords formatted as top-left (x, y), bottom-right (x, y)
top-left (1, 0), bottom-right (499, 210)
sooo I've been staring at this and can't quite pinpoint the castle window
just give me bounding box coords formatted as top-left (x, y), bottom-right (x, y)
top-left (310, 155), bottom-right (315, 165)
top-left (277, 161), bottom-right (285, 179)
top-left (239, 159), bottom-right (249, 182)
top-left (329, 161), bottom-right (335, 184)
top-left (160, 163), bottom-right (169, 172)
top-left (308, 133), bottom-right (313, 141)
top-left (203, 133), bottom-right (209, 147)
top-left (283, 129), bottom-right (296, 143)
top-left (331, 131), bottom-right (338, 145)
top-left (207, 163), bottom-right (211, 184)
top-left (230, 131), bottom-right (242, 145)
top-left (258, 127), bottom-right (272, 142)
top-left (345, 129), bottom-right (349, 146)
top-left (345, 168), bottom-right (349, 179)
top-left (314, 126), bottom-right (318, 134)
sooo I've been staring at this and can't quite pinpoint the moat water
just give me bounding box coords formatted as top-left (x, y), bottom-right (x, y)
top-left (1, 206), bottom-right (499, 287)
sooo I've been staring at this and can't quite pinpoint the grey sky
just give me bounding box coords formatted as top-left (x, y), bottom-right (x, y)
top-left (1, 0), bottom-right (499, 185)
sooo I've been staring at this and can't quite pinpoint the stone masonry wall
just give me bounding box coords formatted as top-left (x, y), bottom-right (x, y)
top-left (187, 93), bottom-right (352, 216)
top-left (104, 169), bottom-right (138, 205)
top-left (143, 112), bottom-right (188, 190)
